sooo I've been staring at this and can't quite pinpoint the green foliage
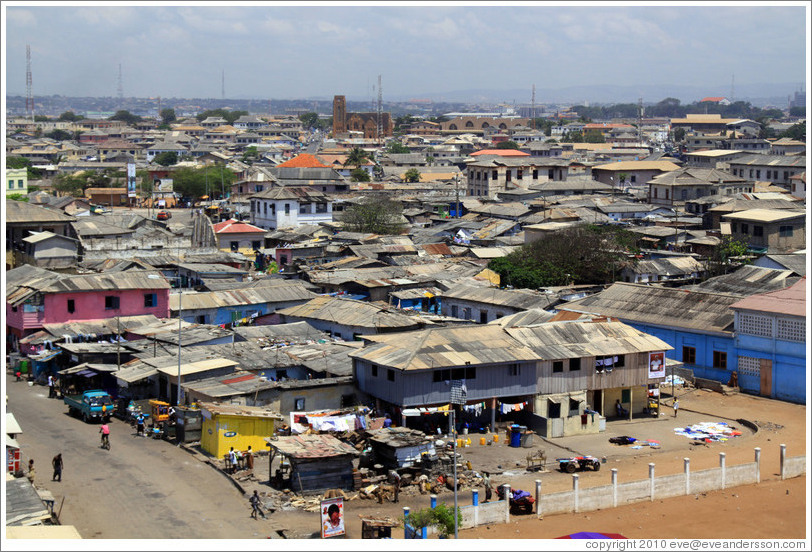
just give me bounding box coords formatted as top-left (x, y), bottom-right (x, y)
top-left (562, 130), bottom-right (584, 143)
top-left (488, 225), bottom-right (635, 288)
top-left (153, 151), bottom-right (178, 167)
top-left (495, 141), bottom-right (520, 150)
top-left (298, 112), bottom-right (322, 129)
top-left (788, 106), bottom-right (805, 117)
top-left (45, 129), bottom-right (73, 141)
top-left (404, 168), bottom-right (421, 183)
top-left (160, 108), bottom-right (176, 125)
top-left (344, 147), bottom-right (370, 169)
top-left (54, 173), bottom-right (88, 197)
top-left (780, 122), bottom-right (805, 142)
top-left (171, 165), bottom-right (236, 200)
top-left (242, 146), bottom-right (259, 164)
top-left (372, 165), bottom-right (385, 181)
top-left (109, 110), bottom-right (142, 125)
top-left (350, 168), bottom-right (371, 182)
top-left (385, 141), bottom-right (411, 154)
top-left (58, 111), bottom-right (83, 122)
top-left (673, 127), bottom-right (686, 142)
top-left (394, 114), bottom-right (416, 132)
top-left (195, 109), bottom-right (249, 125)
top-left (400, 504), bottom-right (460, 538)
top-left (5, 156), bottom-right (31, 169)
top-left (706, 236), bottom-right (751, 277)
top-left (340, 197), bottom-right (405, 234)
top-left (583, 130), bottom-right (606, 143)
top-left (7, 193), bottom-right (29, 202)
top-left (34, 115), bottom-right (50, 122)
top-left (533, 118), bottom-right (555, 136)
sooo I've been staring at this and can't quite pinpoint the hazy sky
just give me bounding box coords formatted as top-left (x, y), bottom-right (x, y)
top-left (3, 2), bottom-right (809, 100)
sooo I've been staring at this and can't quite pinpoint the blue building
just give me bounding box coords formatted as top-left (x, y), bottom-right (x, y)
top-left (729, 278), bottom-right (806, 403)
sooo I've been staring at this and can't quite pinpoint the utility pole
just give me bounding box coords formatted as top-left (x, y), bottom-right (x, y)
top-left (25, 45), bottom-right (34, 122)
top-left (116, 317), bottom-right (121, 371)
top-left (531, 84), bottom-right (536, 130)
top-left (455, 174), bottom-right (461, 218)
top-left (376, 74), bottom-right (383, 144)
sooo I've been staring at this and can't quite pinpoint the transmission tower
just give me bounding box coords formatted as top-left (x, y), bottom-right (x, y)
top-left (376, 74), bottom-right (383, 142)
top-left (531, 84), bottom-right (536, 130)
top-left (637, 97), bottom-right (643, 144)
top-left (25, 45), bottom-right (34, 121)
top-left (222, 69), bottom-right (225, 100)
top-left (117, 63), bottom-right (124, 102)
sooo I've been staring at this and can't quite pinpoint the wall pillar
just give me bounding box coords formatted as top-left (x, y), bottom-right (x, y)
top-left (780, 444), bottom-right (786, 480)
top-left (684, 457), bottom-right (691, 495)
top-left (535, 479), bottom-right (542, 518)
top-left (572, 474), bottom-right (580, 513)
top-left (430, 495), bottom-right (437, 509)
top-left (502, 484), bottom-right (511, 523)
top-left (403, 506), bottom-right (410, 539)
top-left (611, 468), bottom-right (618, 507)
top-left (648, 463), bottom-right (655, 501)
top-left (719, 452), bottom-right (726, 489)
top-left (754, 447), bottom-right (761, 483)
top-left (490, 397), bottom-right (497, 433)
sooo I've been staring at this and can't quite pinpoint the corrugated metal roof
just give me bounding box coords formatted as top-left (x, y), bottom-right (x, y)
top-left (200, 401), bottom-right (283, 419)
top-left (277, 296), bottom-right (422, 330)
top-left (441, 284), bottom-right (556, 310)
top-left (267, 434), bottom-right (360, 459)
top-left (730, 277), bottom-right (805, 317)
top-left (157, 358), bottom-right (238, 377)
top-left (168, 282), bottom-right (316, 311)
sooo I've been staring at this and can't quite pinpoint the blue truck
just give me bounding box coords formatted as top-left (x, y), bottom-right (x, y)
top-left (64, 390), bottom-right (114, 423)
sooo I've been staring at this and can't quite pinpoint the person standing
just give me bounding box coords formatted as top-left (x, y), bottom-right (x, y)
top-left (52, 454), bottom-right (63, 482)
top-left (228, 447), bottom-right (237, 474)
top-left (48, 375), bottom-right (55, 398)
top-left (391, 471), bottom-right (401, 503)
top-left (245, 446), bottom-right (254, 470)
top-left (483, 471), bottom-right (493, 503)
top-left (27, 459), bottom-right (36, 483)
top-left (673, 398), bottom-right (679, 418)
top-left (249, 490), bottom-right (266, 519)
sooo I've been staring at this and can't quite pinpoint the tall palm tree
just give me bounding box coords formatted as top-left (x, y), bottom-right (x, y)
top-left (343, 147), bottom-right (369, 170)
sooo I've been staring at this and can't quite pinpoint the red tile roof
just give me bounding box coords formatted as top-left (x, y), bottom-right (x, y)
top-left (213, 219), bottom-right (267, 234)
top-left (470, 149), bottom-right (530, 157)
top-left (582, 123), bottom-right (634, 130)
top-left (701, 97), bottom-right (727, 103)
top-left (276, 153), bottom-right (331, 168)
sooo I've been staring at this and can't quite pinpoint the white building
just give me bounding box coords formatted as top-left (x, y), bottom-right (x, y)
top-left (249, 186), bottom-right (333, 230)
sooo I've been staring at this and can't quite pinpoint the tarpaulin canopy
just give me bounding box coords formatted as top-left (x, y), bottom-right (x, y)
top-left (557, 532), bottom-right (627, 539)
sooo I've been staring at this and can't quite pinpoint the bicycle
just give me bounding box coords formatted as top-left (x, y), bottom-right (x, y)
top-left (100, 434), bottom-right (110, 450)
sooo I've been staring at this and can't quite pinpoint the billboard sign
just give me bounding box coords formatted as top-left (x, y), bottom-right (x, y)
top-left (127, 163), bottom-right (137, 198)
top-left (648, 351), bottom-right (665, 379)
top-left (320, 497), bottom-right (345, 538)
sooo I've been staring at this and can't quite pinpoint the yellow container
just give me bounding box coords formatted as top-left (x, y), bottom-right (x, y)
top-left (457, 438), bottom-right (463, 447)
top-left (493, 434), bottom-right (499, 443)
top-left (480, 437), bottom-right (486, 445)
top-left (466, 438), bottom-right (472, 447)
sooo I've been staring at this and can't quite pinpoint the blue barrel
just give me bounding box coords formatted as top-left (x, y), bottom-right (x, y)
top-left (510, 425), bottom-right (522, 447)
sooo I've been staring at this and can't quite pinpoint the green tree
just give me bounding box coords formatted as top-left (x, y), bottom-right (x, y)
top-left (34, 115), bottom-right (50, 122)
top-left (404, 168), bottom-right (421, 182)
top-left (340, 197), bottom-right (406, 234)
top-left (6, 193), bottom-right (29, 202)
top-left (372, 164), bottom-right (385, 181)
top-left (153, 151), bottom-right (178, 167)
top-left (298, 112), bottom-right (320, 129)
top-left (344, 147), bottom-right (370, 170)
top-left (160, 108), bottom-right (176, 126)
top-left (706, 236), bottom-right (751, 277)
top-left (385, 141), bottom-right (411, 154)
top-left (400, 503), bottom-right (461, 539)
top-left (563, 131), bottom-right (584, 143)
top-left (242, 146), bottom-right (259, 164)
top-left (673, 127), bottom-right (686, 142)
top-left (109, 110), bottom-right (142, 125)
top-left (58, 111), bottom-right (83, 122)
top-left (6, 156), bottom-right (42, 179)
top-left (53, 173), bottom-right (88, 197)
top-left (788, 106), bottom-right (805, 117)
top-left (496, 141), bottom-right (520, 149)
top-left (195, 109), bottom-right (248, 125)
top-left (394, 114), bottom-right (416, 133)
top-left (583, 130), bottom-right (606, 143)
top-left (350, 168), bottom-right (371, 182)
top-left (171, 165), bottom-right (236, 200)
top-left (45, 129), bottom-right (73, 141)
top-left (780, 122), bottom-right (805, 141)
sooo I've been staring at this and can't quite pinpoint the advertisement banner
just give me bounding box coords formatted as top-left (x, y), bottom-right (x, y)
top-left (648, 351), bottom-right (665, 379)
top-left (127, 163), bottom-right (137, 198)
top-left (320, 497), bottom-right (344, 538)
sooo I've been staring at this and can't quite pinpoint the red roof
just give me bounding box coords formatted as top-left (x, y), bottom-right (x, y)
top-left (701, 97), bottom-right (726, 103)
top-left (276, 153), bottom-right (331, 168)
top-left (470, 149), bottom-right (530, 157)
top-left (582, 123), bottom-right (634, 130)
top-left (213, 219), bottom-right (266, 234)
top-left (730, 277), bottom-right (806, 317)
top-left (221, 374), bottom-right (256, 385)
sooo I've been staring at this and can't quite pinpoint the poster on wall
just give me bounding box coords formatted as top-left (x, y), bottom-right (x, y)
top-left (320, 497), bottom-right (345, 538)
top-left (648, 351), bottom-right (665, 379)
top-left (127, 163), bottom-right (137, 198)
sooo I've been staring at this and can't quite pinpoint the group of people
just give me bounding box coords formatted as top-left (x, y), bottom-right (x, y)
top-left (24, 454), bottom-right (64, 485)
top-left (226, 446), bottom-right (254, 474)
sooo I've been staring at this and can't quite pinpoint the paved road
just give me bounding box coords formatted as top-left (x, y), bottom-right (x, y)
top-left (6, 373), bottom-right (282, 539)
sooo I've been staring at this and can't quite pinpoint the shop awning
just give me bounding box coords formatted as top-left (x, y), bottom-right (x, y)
top-left (58, 363), bottom-right (118, 376)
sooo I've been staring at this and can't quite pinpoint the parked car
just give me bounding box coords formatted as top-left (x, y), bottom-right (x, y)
top-left (157, 210), bottom-right (172, 220)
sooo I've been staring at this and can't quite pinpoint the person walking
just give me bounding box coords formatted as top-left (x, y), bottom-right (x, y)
top-left (391, 471), bottom-right (401, 503)
top-left (52, 453), bottom-right (63, 482)
top-left (673, 398), bottom-right (679, 418)
top-left (249, 490), bottom-right (266, 519)
top-left (483, 471), bottom-right (493, 503)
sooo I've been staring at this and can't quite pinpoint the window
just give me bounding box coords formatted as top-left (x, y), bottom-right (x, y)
top-left (492, 170), bottom-right (498, 180)
top-left (755, 170), bottom-right (760, 179)
top-left (479, 311), bottom-right (488, 324)
top-left (67, 299), bottom-right (75, 313)
top-left (299, 203), bottom-right (309, 214)
top-left (681, 189), bottom-right (688, 200)
top-left (462, 307), bottom-right (472, 320)
top-left (465, 367), bottom-right (476, 379)
top-left (294, 398), bottom-right (305, 410)
top-left (284, 203), bottom-right (290, 215)
top-left (18, 180), bottom-right (24, 188)
top-left (630, 175), bottom-right (637, 183)
top-left (777, 318), bottom-right (805, 342)
top-left (713, 351), bottom-right (727, 370)
top-left (553, 361), bottom-right (563, 373)
top-left (104, 296), bottom-right (120, 310)
top-left (316, 203), bottom-right (328, 213)
top-left (753, 225), bottom-right (763, 237)
top-left (731, 222), bottom-right (738, 232)
top-left (653, 188), bottom-right (658, 199)
top-left (532, 169), bottom-right (538, 179)
top-left (263, 203), bottom-right (268, 215)
top-left (508, 363), bottom-right (521, 376)
top-left (451, 305), bottom-right (458, 318)
top-left (569, 398), bottom-right (580, 415)
top-left (144, 293), bottom-right (157, 307)
top-left (779, 225), bottom-right (793, 237)
top-left (569, 358), bottom-right (581, 371)
top-left (740, 223), bottom-right (748, 235)
top-left (230, 241), bottom-right (239, 251)
top-left (516, 170), bottom-right (523, 180)
top-left (433, 369), bottom-right (450, 382)
top-left (739, 313), bottom-right (772, 337)
top-left (683, 346), bottom-right (696, 364)
top-left (387, 369), bottom-right (395, 382)
top-left (252, 241), bottom-right (261, 250)
top-left (371, 364), bottom-right (378, 377)
top-left (270, 204), bottom-right (276, 215)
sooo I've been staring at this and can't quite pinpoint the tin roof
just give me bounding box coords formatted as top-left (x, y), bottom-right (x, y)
top-left (729, 277), bottom-right (806, 317)
top-left (266, 434), bottom-right (360, 459)
top-left (200, 401), bottom-right (283, 419)
top-left (277, 295), bottom-right (422, 330)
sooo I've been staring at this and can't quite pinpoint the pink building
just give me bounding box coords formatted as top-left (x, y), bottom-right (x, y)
top-left (6, 266), bottom-right (170, 349)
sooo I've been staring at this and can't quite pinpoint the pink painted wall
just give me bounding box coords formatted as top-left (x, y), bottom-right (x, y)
top-left (6, 288), bottom-right (170, 332)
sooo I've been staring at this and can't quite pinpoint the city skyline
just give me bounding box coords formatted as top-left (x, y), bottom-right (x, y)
top-left (3, 2), bottom-right (810, 103)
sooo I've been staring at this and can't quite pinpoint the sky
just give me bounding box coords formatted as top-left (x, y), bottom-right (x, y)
top-left (2, 2), bottom-right (809, 101)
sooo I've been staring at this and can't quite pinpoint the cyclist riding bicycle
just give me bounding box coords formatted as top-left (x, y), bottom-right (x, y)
top-left (100, 423), bottom-right (110, 448)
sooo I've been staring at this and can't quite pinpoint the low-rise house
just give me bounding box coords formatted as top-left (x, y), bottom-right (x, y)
top-left (726, 154), bottom-right (805, 188)
top-left (704, 196), bottom-right (803, 230)
top-left (591, 160), bottom-right (680, 191)
top-left (267, 434), bottom-right (360, 492)
top-left (769, 138), bottom-right (806, 156)
top-left (722, 208), bottom-right (806, 254)
top-left (683, 149), bottom-right (744, 169)
top-left (366, 427), bottom-right (436, 469)
top-left (276, 295), bottom-right (426, 340)
top-left (648, 167), bottom-right (751, 207)
top-left (249, 186), bottom-right (333, 231)
top-left (439, 284), bottom-right (557, 323)
top-left (174, 262), bottom-right (249, 288)
top-left (6, 168), bottom-right (28, 196)
top-left (751, 253), bottom-right (806, 277)
top-left (621, 256), bottom-right (706, 285)
top-left (5, 200), bottom-right (76, 269)
top-left (199, 402), bottom-right (283, 459)
top-left (20, 231), bottom-right (79, 270)
top-left (212, 218), bottom-right (267, 255)
top-left (729, 278), bottom-right (806, 403)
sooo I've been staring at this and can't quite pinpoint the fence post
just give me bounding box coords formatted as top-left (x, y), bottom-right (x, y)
top-left (430, 494), bottom-right (437, 509)
top-left (719, 452), bottom-right (726, 490)
top-left (472, 490), bottom-right (479, 506)
top-left (611, 468), bottom-right (618, 507)
top-left (403, 506), bottom-right (411, 539)
top-left (535, 479), bottom-right (542, 518)
top-left (572, 474), bottom-right (579, 513)
top-left (754, 448), bottom-right (761, 484)
top-left (684, 458), bottom-right (690, 495)
top-left (780, 444), bottom-right (786, 480)
top-left (649, 463), bottom-right (655, 501)
top-left (502, 484), bottom-right (511, 523)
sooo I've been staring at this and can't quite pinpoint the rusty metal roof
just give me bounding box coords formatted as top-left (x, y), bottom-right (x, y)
top-left (277, 296), bottom-right (422, 330)
top-left (730, 277), bottom-right (806, 317)
top-left (441, 284), bottom-right (556, 310)
top-left (168, 282), bottom-right (316, 311)
top-left (266, 434), bottom-right (360, 459)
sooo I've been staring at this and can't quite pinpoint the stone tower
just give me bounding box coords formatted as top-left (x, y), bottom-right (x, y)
top-left (332, 95), bottom-right (347, 135)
